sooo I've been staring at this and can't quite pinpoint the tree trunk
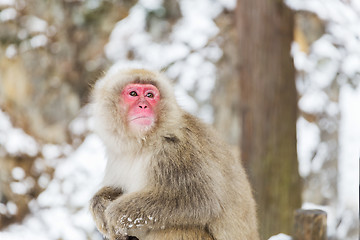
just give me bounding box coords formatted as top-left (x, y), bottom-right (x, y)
top-left (236, 0), bottom-right (302, 239)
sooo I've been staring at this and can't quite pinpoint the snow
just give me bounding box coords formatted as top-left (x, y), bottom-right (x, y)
top-left (0, 109), bottom-right (13, 130)
top-left (298, 90), bottom-right (328, 113)
top-left (0, 110), bottom-right (39, 157)
top-left (105, 5), bottom-right (147, 63)
top-left (0, 134), bottom-right (105, 240)
top-left (174, 86), bottom-right (198, 114)
top-left (37, 173), bottom-right (51, 188)
top-left (297, 117), bottom-right (320, 177)
top-left (84, 0), bottom-right (102, 10)
top-left (139, 0), bottom-right (163, 10)
top-left (286, 0), bottom-right (358, 23)
top-left (0, 7), bottom-right (16, 22)
top-left (29, 34), bottom-right (48, 48)
top-left (311, 36), bottom-right (341, 60)
top-left (180, 0), bottom-right (223, 20)
top-left (5, 44), bottom-right (17, 58)
top-left (0, 0), bottom-right (14, 6)
top-left (10, 181), bottom-right (28, 195)
top-left (24, 16), bottom-right (48, 34)
top-left (6, 201), bottom-right (18, 215)
top-left (0, 203), bottom-right (7, 215)
top-left (11, 167), bottom-right (26, 180)
top-left (268, 233), bottom-right (292, 240)
top-left (288, 0), bottom-right (360, 239)
top-left (338, 85), bottom-right (360, 212)
top-left (172, 14), bottom-right (218, 50)
top-left (41, 144), bottom-right (63, 160)
top-left (0, 105), bottom-right (105, 239)
top-left (4, 129), bottom-right (39, 156)
top-left (342, 54), bottom-right (360, 78)
top-left (104, 0), bottom-right (223, 122)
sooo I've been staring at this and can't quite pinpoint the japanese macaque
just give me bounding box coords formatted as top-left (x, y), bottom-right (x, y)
top-left (89, 68), bottom-right (259, 240)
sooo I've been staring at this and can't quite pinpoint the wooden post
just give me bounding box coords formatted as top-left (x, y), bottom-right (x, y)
top-left (293, 209), bottom-right (327, 240)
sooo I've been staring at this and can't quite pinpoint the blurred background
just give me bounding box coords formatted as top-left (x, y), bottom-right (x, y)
top-left (0, 0), bottom-right (358, 239)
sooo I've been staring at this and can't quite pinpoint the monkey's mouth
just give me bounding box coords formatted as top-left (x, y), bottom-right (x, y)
top-left (130, 116), bottom-right (154, 127)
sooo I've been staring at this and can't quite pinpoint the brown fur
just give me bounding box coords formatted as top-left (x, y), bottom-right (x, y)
top-left (89, 68), bottom-right (259, 240)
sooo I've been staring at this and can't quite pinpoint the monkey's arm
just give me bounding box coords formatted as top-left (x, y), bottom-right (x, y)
top-left (104, 149), bottom-right (223, 237)
top-left (90, 186), bottom-right (123, 237)
top-left (105, 189), bottom-right (220, 239)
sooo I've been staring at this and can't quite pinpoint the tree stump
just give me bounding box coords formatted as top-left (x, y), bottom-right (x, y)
top-left (293, 209), bottom-right (327, 240)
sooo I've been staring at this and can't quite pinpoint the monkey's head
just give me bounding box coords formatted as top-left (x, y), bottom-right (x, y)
top-left (92, 68), bottom-right (181, 149)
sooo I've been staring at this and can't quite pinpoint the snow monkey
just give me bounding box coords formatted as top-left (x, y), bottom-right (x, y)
top-left (89, 68), bottom-right (259, 240)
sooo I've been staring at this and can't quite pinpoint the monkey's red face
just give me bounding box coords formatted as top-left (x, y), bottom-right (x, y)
top-left (121, 84), bottom-right (160, 131)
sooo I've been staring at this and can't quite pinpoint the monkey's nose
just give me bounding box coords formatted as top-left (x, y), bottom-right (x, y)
top-left (139, 105), bottom-right (148, 109)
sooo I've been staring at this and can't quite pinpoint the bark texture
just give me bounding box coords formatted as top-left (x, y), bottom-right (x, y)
top-left (236, 0), bottom-right (302, 238)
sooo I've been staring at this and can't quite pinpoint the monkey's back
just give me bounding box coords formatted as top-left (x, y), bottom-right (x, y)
top-left (152, 112), bottom-right (259, 240)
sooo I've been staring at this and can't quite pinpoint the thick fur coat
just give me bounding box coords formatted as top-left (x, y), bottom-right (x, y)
top-left (89, 69), bottom-right (259, 240)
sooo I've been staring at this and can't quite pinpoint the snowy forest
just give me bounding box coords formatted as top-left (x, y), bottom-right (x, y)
top-left (0, 0), bottom-right (359, 239)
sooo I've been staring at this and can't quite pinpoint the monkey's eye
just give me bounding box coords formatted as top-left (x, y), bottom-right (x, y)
top-left (146, 92), bottom-right (154, 98)
top-left (129, 91), bottom-right (138, 97)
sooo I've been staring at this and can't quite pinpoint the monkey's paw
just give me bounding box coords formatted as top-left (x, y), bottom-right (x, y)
top-left (89, 199), bottom-right (111, 237)
top-left (105, 202), bottom-right (156, 239)
top-left (104, 203), bottom-right (131, 239)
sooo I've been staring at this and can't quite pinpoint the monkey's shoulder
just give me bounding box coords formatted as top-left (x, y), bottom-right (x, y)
top-left (181, 113), bottom-right (223, 142)
top-left (160, 112), bottom-right (228, 153)
top-left (160, 113), bottom-right (210, 142)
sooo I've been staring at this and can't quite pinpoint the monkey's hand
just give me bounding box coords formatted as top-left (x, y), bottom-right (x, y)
top-left (104, 192), bottom-right (157, 240)
top-left (105, 184), bottom-right (220, 239)
top-left (89, 186), bottom-right (123, 239)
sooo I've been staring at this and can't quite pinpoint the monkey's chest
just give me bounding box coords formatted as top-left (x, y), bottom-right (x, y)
top-left (102, 156), bottom-right (149, 194)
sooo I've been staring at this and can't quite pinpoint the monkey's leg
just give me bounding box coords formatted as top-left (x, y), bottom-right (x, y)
top-left (143, 227), bottom-right (214, 240)
top-left (90, 186), bottom-right (123, 238)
